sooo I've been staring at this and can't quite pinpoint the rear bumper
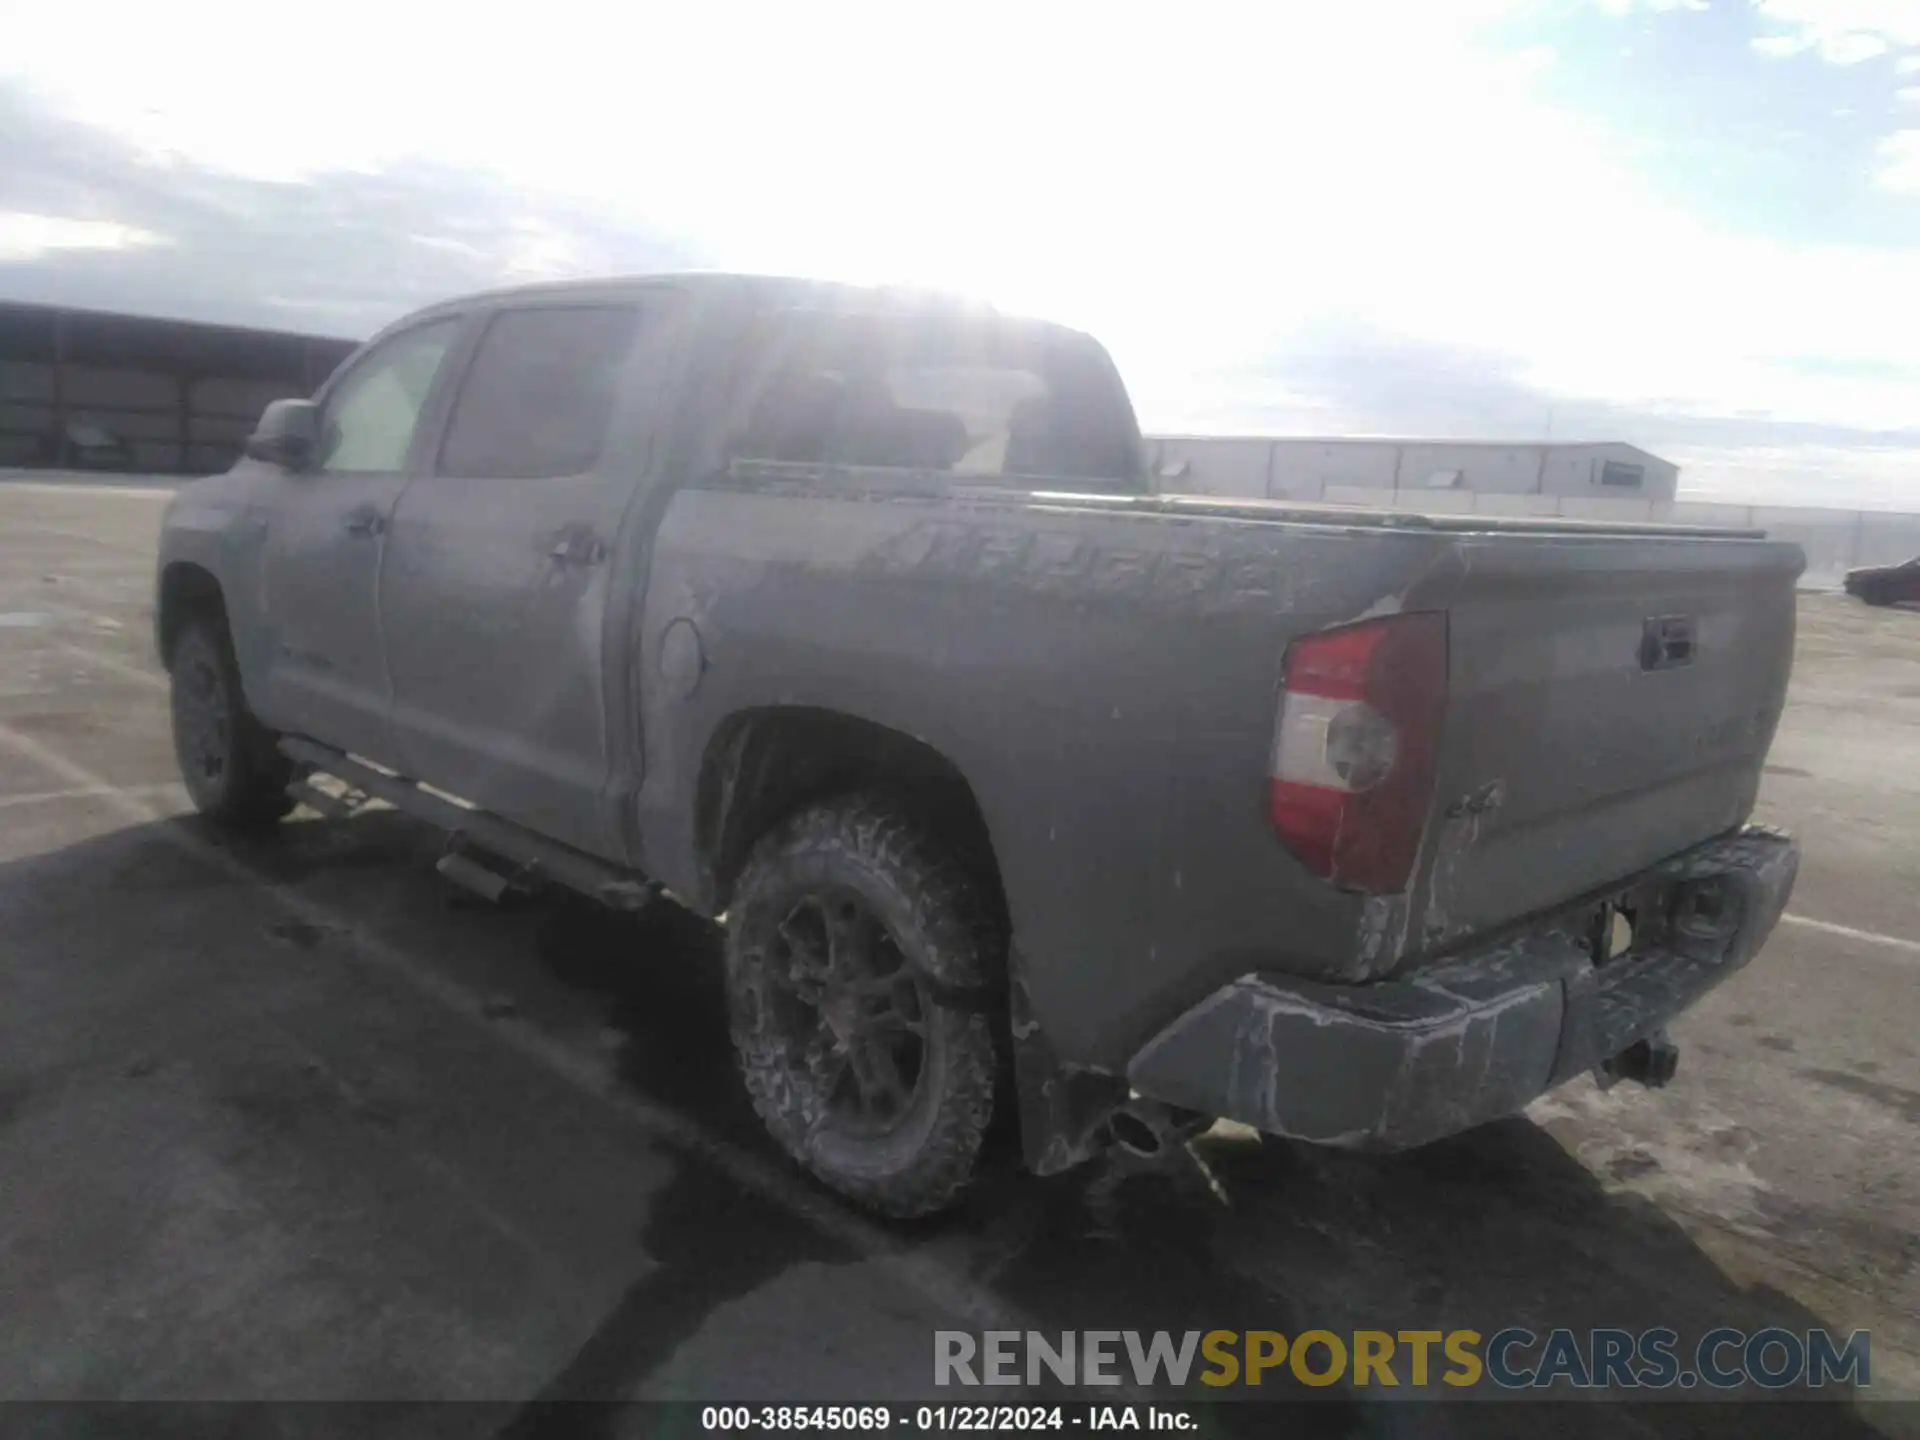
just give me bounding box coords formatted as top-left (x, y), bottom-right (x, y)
top-left (1126, 826), bottom-right (1799, 1151)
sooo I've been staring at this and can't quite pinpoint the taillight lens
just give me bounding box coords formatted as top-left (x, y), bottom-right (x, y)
top-left (1268, 612), bottom-right (1447, 892)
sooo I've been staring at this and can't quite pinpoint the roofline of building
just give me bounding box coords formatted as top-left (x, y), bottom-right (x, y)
top-left (0, 297), bottom-right (358, 350)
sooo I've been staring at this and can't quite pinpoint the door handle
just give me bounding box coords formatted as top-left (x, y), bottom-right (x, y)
top-left (547, 531), bottom-right (606, 567)
top-left (344, 510), bottom-right (386, 538)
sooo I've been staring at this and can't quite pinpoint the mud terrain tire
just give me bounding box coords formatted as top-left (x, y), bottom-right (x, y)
top-left (169, 616), bottom-right (294, 831)
top-left (725, 794), bottom-right (1001, 1217)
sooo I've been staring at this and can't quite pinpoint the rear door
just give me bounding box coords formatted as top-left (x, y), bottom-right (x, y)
top-left (258, 316), bottom-right (464, 761)
top-left (379, 299), bottom-right (660, 859)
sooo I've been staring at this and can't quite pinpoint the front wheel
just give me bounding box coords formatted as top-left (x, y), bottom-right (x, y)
top-left (169, 616), bottom-right (294, 830)
top-left (724, 795), bottom-right (1003, 1217)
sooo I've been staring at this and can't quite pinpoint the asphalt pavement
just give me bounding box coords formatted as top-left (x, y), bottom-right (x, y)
top-left (1, 477), bottom-right (1915, 1437)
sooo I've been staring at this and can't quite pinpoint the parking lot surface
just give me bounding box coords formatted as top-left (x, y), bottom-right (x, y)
top-left (2, 478), bottom-right (1916, 1436)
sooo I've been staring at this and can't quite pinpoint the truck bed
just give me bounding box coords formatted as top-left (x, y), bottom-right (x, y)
top-left (647, 468), bottom-right (1803, 1068)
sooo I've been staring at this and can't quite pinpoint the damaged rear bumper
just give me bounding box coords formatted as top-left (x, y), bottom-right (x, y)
top-left (1126, 826), bottom-right (1799, 1151)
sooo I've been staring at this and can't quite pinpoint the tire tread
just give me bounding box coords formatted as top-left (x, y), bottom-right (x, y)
top-left (170, 616), bottom-right (294, 830)
top-left (726, 792), bottom-right (1002, 1217)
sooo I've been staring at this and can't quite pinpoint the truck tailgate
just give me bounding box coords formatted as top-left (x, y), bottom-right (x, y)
top-left (1414, 533), bottom-right (1801, 950)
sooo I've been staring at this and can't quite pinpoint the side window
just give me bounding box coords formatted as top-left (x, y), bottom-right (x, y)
top-left (315, 320), bottom-right (460, 473)
top-left (437, 306), bottom-right (641, 479)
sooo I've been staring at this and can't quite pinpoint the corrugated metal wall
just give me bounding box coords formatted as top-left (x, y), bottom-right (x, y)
top-left (0, 305), bottom-right (356, 476)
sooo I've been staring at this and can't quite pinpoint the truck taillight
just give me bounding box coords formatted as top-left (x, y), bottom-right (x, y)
top-left (1268, 612), bottom-right (1447, 893)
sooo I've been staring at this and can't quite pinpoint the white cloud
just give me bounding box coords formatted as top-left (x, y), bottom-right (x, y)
top-left (1879, 130), bottom-right (1920, 190)
top-left (3, 0), bottom-right (1920, 485)
top-left (1751, 0), bottom-right (1920, 62)
top-left (1666, 441), bottom-right (1920, 508)
top-left (1595, 0), bottom-right (1707, 13)
top-left (0, 211), bottom-right (161, 260)
top-left (1829, 32), bottom-right (1895, 61)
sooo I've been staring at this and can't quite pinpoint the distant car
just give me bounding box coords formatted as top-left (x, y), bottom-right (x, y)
top-left (64, 419), bottom-right (131, 470)
top-left (1844, 557), bottom-right (1920, 607)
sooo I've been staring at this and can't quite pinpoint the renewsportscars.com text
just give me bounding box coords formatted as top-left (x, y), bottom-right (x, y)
top-left (934, 1328), bottom-right (1871, 1391)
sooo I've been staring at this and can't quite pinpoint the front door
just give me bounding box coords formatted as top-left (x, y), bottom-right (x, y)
top-left (258, 317), bottom-right (465, 763)
top-left (380, 301), bottom-right (655, 858)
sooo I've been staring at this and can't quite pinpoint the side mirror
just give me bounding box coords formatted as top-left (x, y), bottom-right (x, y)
top-left (244, 399), bottom-right (320, 469)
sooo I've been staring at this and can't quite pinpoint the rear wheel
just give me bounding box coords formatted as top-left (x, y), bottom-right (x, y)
top-left (168, 615), bottom-right (294, 830)
top-left (724, 795), bottom-right (1002, 1217)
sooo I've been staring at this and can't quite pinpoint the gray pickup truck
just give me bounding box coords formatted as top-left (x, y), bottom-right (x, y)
top-left (157, 274), bottom-right (1803, 1215)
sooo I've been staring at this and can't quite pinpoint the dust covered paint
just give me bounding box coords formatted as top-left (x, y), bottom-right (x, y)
top-left (154, 272), bottom-right (1807, 1185)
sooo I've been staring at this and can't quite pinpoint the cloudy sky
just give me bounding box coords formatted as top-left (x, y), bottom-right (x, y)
top-left (4, 0), bottom-right (1919, 506)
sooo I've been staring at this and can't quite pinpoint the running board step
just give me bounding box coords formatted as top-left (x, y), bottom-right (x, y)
top-left (278, 736), bottom-right (659, 912)
top-left (436, 851), bottom-right (518, 904)
top-left (286, 779), bottom-right (362, 820)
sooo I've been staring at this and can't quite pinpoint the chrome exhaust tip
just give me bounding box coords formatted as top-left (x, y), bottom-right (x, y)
top-left (1107, 1099), bottom-right (1209, 1159)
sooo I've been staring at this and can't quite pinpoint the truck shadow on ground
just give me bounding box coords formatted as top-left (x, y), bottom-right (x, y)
top-left (519, 881), bottom-right (1883, 1439)
top-left (0, 811), bottom-right (1883, 1438)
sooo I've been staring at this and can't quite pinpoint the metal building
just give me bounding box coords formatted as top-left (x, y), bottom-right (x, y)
top-left (1147, 436), bottom-right (1679, 507)
top-left (0, 302), bottom-right (357, 476)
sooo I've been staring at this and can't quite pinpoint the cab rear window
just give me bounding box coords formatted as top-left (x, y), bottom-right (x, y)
top-left (729, 309), bottom-right (1144, 490)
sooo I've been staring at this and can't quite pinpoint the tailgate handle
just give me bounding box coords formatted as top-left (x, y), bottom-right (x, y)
top-left (1640, 615), bottom-right (1695, 671)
